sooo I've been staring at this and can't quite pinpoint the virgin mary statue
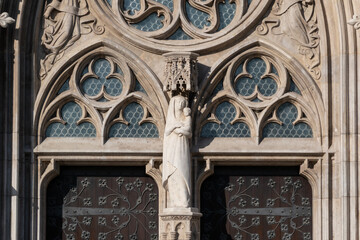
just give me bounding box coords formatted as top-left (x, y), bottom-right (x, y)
top-left (162, 95), bottom-right (192, 208)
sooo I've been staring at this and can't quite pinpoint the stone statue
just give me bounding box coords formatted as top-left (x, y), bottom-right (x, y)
top-left (162, 95), bottom-right (192, 208)
top-left (257, 0), bottom-right (320, 80)
top-left (40, 0), bottom-right (104, 79)
top-left (273, 0), bottom-right (314, 46)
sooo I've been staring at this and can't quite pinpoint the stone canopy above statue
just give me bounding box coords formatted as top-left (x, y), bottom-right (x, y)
top-left (163, 52), bottom-right (199, 94)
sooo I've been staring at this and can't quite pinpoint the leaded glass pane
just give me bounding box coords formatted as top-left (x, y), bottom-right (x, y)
top-left (123, 0), bottom-right (140, 15)
top-left (201, 102), bottom-right (250, 137)
top-left (289, 80), bottom-right (302, 95)
top-left (185, 1), bottom-right (211, 29)
top-left (168, 28), bottom-right (193, 40)
top-left (153, 0), bottom-right (174, 12)
top-left (212, 80), bottom-right (224, 96)
top-left (82, 59), bottom-right (122, 97)
top-left (132, 13), bottom-right (164, 32)
top-left (46, 102), bottom-right (96, 137)
top-left (109, 103), bottom-right (159, 138)
top-left (57, 79), bottom-right (70, 95)
top-left (252, 97), bottom-right (261, 102)
top-left (263, 102), bottom-right (312, 138)
top-left (218, 0), bottom-right (236, 31)
top-left (135, 80), bottom-right (147, 94)
top-left (235, 58), bottom-right (278, 97)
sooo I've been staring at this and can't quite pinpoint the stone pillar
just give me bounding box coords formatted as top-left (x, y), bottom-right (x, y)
top-left (160, 208), bottom-right (202, 240)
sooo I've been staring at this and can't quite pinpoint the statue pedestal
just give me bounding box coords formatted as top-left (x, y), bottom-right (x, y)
top-left (160, 208), bottom-right (202, 240)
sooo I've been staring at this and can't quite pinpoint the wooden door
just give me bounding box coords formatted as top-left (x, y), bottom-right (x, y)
top-left (46, 166), bottom-right (159, 240)
top-left (201, 166), bottom-right (312, 240)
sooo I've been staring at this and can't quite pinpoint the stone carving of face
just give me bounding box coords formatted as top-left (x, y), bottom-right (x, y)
top-left (175, 97), bottom-right (186, 111)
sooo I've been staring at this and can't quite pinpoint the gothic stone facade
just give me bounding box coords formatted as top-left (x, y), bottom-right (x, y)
top-left (1, 0), bottom-right (360, 239)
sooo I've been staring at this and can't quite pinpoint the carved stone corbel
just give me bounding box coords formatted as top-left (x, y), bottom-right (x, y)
top-left (0, 12), bottom-right (15, 28)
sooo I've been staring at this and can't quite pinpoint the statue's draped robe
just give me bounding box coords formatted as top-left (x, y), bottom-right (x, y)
top-left (40, 0), bottom-right (94, 77)
top-left (162, 96), bottom-right (191, 208)
top-left (275, 0), bottom-right (310, 45)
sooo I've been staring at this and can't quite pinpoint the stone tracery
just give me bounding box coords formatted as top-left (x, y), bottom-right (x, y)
top-left (32, 0), bottom-right (328, 239)
top-left (195, 47), bottom-right (321, 142)
top-left (37, 48), bottom-right (165, 143)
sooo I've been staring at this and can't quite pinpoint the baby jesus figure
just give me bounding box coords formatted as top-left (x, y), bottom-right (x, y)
top-left (174, 107), bottom-right (192, 138)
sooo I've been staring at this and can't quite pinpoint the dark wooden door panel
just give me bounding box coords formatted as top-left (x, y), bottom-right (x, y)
top-left (46, 167), bottom-right (158, 240)
top-left (201, 167), bottom-right (312, 240)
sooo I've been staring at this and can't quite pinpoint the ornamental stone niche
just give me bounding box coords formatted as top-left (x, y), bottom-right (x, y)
top-left (161, 52), bottom-right (201, 240)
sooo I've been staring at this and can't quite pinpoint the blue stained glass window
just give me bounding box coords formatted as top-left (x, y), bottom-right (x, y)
top-left (123, 0), bottom-right (140, 15)
top-left (57, 79), bottom-right (70, 95)
top-left (109, 103), bottom-right (159, 138)
top-left (82, 59), bottom-right (122, 97)
top-left (271, 64), bottom-right (278, 75)
top-left (135, 80), bottom-right (147, 94)
top-left (235, 58), bottom-right (278, 97)
top-left (201, 102), bottom-right (250, 137)
top-left (46, 102), bottom-right (96, 137)
top-left (263, 102), bottom-right (312, 138)
top-left (132, 13), bottom-right (164, 32)
top-left (290, 80), bottom-right (302, 95)
top-left (185, 1), bottom-right (211, 29)
top-left (153, 0), bottom-right (174, 12)
top-left (115, 64), bottom-right (124, 75)
top-left (82, 64), bottom-right (89, 74)
top-left (212, 80), bottom-right (224, 96)
top-left (218, 0), bottom-right (236, 31)
top-left (168, 28), bottom-right (193, 40)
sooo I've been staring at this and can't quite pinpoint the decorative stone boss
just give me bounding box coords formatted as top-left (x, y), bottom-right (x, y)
top-left (162, 52), bottom-right (198, 209)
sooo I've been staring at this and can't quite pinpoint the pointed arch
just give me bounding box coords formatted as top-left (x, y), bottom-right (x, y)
top-left (194, 39), bottom-right (326, 146)
top-left (34, 39), bottom-right (168, 145)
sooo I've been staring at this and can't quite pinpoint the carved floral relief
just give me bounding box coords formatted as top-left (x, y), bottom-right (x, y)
top-left (40, 0), bottom-right (105, 79)
top-left (0, 12), bottom-right (15, 28)
top-left (348, 14), bottom-right (360, 30)
top-left (257, 0), bottom-right (321, 80)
